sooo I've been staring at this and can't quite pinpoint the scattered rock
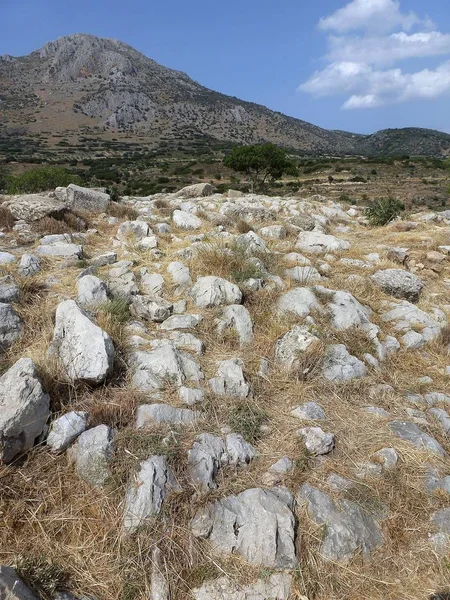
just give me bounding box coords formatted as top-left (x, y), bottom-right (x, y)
top-left (66, 184), bottom-right (110, 212)
top-left (372, 269), bottom-right (424, 302)
top-left (191, 276), bottom-right (242, 308)
top-left (77, 275), bottom-right (108, 307)
top-left (209, 359), bottom-right (251, 398)
top-left (0, 566), bottom-right (38, 599)
top-left (70, 425), bottom-right (115, 487)
top-left (322, 344), bottom-right (367, 382)
top-left (389, 421), bottom-right (445, 456)
top-left (46, 411), bottom-right (88, 452)
top-left (297, 426), bottom-right (335, 455)
top-left (216, 304), bottom-right (253, 345)
top-left (136, 404), bottom-right (197, 427)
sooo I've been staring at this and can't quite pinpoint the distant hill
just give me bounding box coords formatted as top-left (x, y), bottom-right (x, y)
top-left (1, 33), bottom-right (450, 157)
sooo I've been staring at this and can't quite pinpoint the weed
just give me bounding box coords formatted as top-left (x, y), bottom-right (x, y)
top-left (364, 196), bottom-right (405, 226)
top-left (228, 402), bottom-right (268, 443)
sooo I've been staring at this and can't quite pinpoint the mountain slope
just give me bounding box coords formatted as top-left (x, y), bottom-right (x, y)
top-left (1, 33), bottom-right (449, 156)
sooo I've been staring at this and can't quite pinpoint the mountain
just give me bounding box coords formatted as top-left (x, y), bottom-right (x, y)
top-left (1, 33), bottom-right (450, 157)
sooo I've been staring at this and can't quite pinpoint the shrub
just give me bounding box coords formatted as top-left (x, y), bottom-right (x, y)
top-left (364, 196), bottom-right (405, 226)
top-left (0, 204), bottom-right (15, 230)
top-left (6, 166), bottom-right (82, 194)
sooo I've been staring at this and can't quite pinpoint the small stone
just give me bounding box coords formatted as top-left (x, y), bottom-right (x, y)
top-left (47, 411), bottom-right (88, 452)
top-left (291, 402), bottom-right (326, 420)
top-left (136, 404), bottom-right (197, 427)
top-left (297, 427), bottom-right (335, 455)
top-left (71, 425), bottom-right (115, 487)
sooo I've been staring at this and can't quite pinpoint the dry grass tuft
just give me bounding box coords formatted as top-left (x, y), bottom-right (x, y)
top-left (0, 204), bottom-right (16, 230)
top-left (107, 202), bottom-right (139, 221)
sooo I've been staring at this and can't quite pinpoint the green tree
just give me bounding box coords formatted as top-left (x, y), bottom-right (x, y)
top-left (6, 166), bottom-right (82, 194)
top-left (224, 143), bottom-right (297, 191)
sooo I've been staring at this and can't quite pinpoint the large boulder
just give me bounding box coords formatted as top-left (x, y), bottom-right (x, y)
top-left (191, 277), bottom-right (242, 308)
top-left (296, 231), bottom-right (350, 253)
top-left (298, 484), bottom-right (383, 561)
top-left (77, 275), bottom-right (108, 307)
top-left (216, 305), bottom-right (253, 345)
top-left (46, 411), bottom-right (88, 452)
top-left (322, 344), bottom-right (367, 382)
top-left (18, 254), bottom-right (41, 276)
top-left (123, 455), bottom-right (179, 533)
top-left (52, 300), bottom-right (115, 383)
top-left (0, 303), bottom-right (23, 351)
top-left (0, 566), bottom-right (38, 599)
top-left (371, 269), bottom-right (424, 302)
top-left (66, 184), bottom-right (110, 212)
top-left (3, 194), bottom-right (67, 222)
top-left (191, 487), bottom-right (297, 568)
top-left (175, 183), bottom-right (215, 198)
top-left (0, 358), bottom-right (50, 463)
top-left (173, 209), bottom-right (202, 229)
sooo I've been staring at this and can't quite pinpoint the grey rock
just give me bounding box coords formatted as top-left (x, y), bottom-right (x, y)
top-left (296, 231), bottom-right (350, 253)
top-left (297, 427), bottom-right (335, 455)
top-left (66, 184), bottom-right (110, 212)
top-left (327, 473), bottom-right (354, 492)
top-left (90, 251), bottom-right (117, 267)
top-left (259, 225), bottom-right (286, 239)
top-left (140, 269), bottom-right (165, 296)
top-left (175, 183), bottom-right (214, 198)
top-left (209, 359), bottom-right (251, 398)
top-left (0, 252), bottom-right (16, 264)
top-left (37, 243), bottom-right (83, 258)
top-left (188, 433), bottom-right (227, 491)
top-left (0, 358), bottom-right (50, 463)
top-left (0, 276), bottom-right (19, 303)
top-left (167, 261), bottom-right (192, 287)
top-left (108, 262), bottom-right (138, 300)
top-left (431, 508), bottom-right (450, 534)
top-left (269, 456), bottom-right (294, 474)
top-left (136, 404), bottom-right (197, 427)
top-left (117, 220), bottom-right (150, 241)
top-left (216, 305), bottom-right (253, 345)
top-left (179, 386), bottom-right (204, 406)
top-left (322, 344), bottom-right (367, 382)
top-left (191, 276), bottom-right (242, 308)
top-left (173, 209), bottom-right (202, 229)
top-left (0, 566), bottom-right (38, 599)
top-left (285, 266), bottom-right (322, 283)
top-left (277, 287), bottom-right (319, 318)
top-left (389, 420), bottom-right (445, 456)
top-left (275, 326), bottom-right (319, 370)
top-left (130, 295), bottom-right (173, 323)
top-left (71, 425), bottom-right (115, 487)
top-left (52, 300), bottom-right (115, 383)
top-left (236, 231), bottom-right (267, 254)
top-left (159, 314), bottom-right (202, 331)
top-left (18, 253), bottom-right (41, 276)
top-left (77, 275), bottom-right (108, 307)
top-left (371, 447), bottom-right (398, 470)
top-left (363, 406), bottom-right (391, 418)
top-left (191, 487), bottom-right (297, 568)
top-left (130, 343), bottom-right (203, 391)
top-left (123, 455), bottom-right (179, 533)
top-left (3, 194), bottom-right (66, 222)
top-left (291, 402), bottom-right (325, 420)
top-left (382, 300), bottom-right (444, 342)
top-left (46, 411), bottom-right (88, 452)
top-left (192, 574), bottom-right (293, 600)
top-left (372, 269), bottom-right (424, 302)
top-left (0, 303), bottom-right (23, 350)
top-left (169, 331), bottom-right (205, 355)
top-left (150, 546), bottom-right (170, 600)
top-left (226, 433), bottom-right (258, 466)
top-left (427, 408), bottom-right (450, 434)
top-left (298, 483), bottom-right (383, 561)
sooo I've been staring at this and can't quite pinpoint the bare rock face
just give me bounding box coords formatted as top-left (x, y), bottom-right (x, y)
top-left (191, 277), bottom-right (242, 308)
top-left (52, 300), bottom-right (115, 383)
top-left (298, 484), bottom-right (383, 561)
top-left (175, 183), bottom-right (215, 198)
top-left (191, 487), bottom-right (297, 568)
top-left (0, 358), bottom-right (50, 463)
top-left (0, 302), bottom-right (24, 350)
top-left (3, 194), bottom-right (67, 222)
top-left (66, 184), bottom-right (110, 212)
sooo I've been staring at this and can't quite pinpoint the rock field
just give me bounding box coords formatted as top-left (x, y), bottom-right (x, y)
top-left (0, 182), bottom-right (450, 599)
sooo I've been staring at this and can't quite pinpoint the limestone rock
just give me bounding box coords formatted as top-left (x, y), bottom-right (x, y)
top-left (123, 455), bottom-right (179, 533)
top-left (71, 425), bottom-right (115, 487)
top-left (175, 183), bottom-right (214, 198)
top-left (0, 303), bottom-right (23, 350)
top-left (216, 305), bottom-right (253, 345)
top-left (296, 231), bottom-right (350, 253)
top-left (291, 402), bottom-right (326, 420)
top-left (298, 483), bottom-right (383, 561)
top-left (0, 252), bottom-right (16, 265)
top-left (167, 261), bottom-right (192, 287)
top-left (77, 275), bottom-right (108, 307)
top-left (3, 194), bottom-right (67, 222)
top-left (173, 209), bottom-right (202, 229)
top-left (18, 253), bottom-right (41, 276)
top-left (275, 326), bottom-right (319, 369)
top-left (191, 276), bottom-right (242, 308)
top-left (0, 276), bottom-right (19, 303)
top-left (66, 184), bottom-right (110, 212)
top-left (52, 300), bottom-right (115, 383)
top-left (188, 433), bottom-right (228, 491)
top-left (0, 358), bottom-right (50, 463)
top-left (136, 404), bottom-right (197, 427)
top-left (159, 314), bottom-right (202, 331)
top-left (372, 269), bottom-right (424, 302)
top-left (191, 487), bottom-right (297, 568)
top-left (277, 287), bottom-right (320, 318)
top-left (226, 433), bottom-right (258, 466)
top-left (193, 574), bottom-right (293, 600)
top-left (0, 566), bottom-right (38, 599)
top-left (322, 344), bottom-right (367, 382)
top-left (285, 266), bottom-right (322, 283)
top-left (46, 411), bottom-right (88, 452)
top-left (209, 359), bottom-right (251, 398)
top-left (297, 427), bottom-right (335, 455)
top-left (389, 420), bottom-right (445, 456)
top-left (130, 295), bottom-right (173, 322)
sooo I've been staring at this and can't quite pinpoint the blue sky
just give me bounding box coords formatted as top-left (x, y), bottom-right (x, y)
top-left (2, 0), bottom-right (450, 135)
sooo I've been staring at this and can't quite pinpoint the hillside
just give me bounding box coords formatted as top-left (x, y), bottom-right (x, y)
top-left (1, 33), bottom-right (450, 156)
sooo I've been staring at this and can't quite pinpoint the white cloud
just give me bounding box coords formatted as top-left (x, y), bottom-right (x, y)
top-left (327, 31), bottom-right (450, 66)
top-left (300, 60), bottom-right (450, 109)
top-left (318, 0), bottom-right (421, 34)
top-left (300, 0), bottom-right (450, 109)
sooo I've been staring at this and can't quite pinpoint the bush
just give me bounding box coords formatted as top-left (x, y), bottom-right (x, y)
top-left (6, 166), bottom-right (82, 194)
top-left (364, 196), bottom-right (405, 226)
top-left (0, 205), bottom-right (15, 230)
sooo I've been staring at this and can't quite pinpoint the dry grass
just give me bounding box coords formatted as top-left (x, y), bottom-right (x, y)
top-left (107, 202), bottom-right (139, 221)
top-left (0, 204), bottom-right (16, 230)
